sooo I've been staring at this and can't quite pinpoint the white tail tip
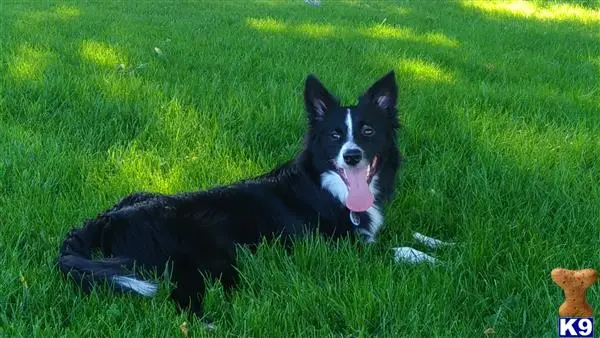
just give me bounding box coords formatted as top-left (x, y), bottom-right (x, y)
top-left (112, 276), bottom-right (158, 297)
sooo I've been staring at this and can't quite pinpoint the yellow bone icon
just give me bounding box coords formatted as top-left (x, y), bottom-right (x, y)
top-left (551, 268), bottom-right (597, 317)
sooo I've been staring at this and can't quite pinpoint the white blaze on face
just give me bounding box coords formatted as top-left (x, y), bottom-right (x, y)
top-left (329, 109), bottom-right (374, 212)
top-left (335, 109), bottom-right (360, 167)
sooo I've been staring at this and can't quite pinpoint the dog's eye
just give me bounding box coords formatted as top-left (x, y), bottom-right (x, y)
top-left (330, 130), bottom-right (342, 140)
top-left (362, 125), bottom-right (375, 136)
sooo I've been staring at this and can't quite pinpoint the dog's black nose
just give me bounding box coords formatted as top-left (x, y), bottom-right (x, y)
top-left (343, 149), bottom-right (362, 166)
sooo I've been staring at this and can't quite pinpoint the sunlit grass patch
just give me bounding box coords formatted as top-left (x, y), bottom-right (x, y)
top-left (12, 3), bottom-right (81, 32)
top-left (362, 24), bottom-right (459, 47)
top-left (247, 18), bottom-right (459, 47)
top-left (103, 145), bottom-right (184, 194)
top-left (246, 17), bottom-right (287, 32)
top-left (247, 17), bottom-right (337, 37)
top-left (296, 23), bottom-right (336, 38)
top-left (463, 0), bottom-right (600, 23)
top-left (396, 58), bottom-right (455, 83)
top-left (80, 40), bottom-right (127, 67)
top-left (8, 45), bottom-right (54, 82)
top-left (54, 4), bottom-right (80, 19)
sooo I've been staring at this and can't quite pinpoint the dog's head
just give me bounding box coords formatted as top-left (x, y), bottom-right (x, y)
top-left (304, 71), bottom-right (399, 212)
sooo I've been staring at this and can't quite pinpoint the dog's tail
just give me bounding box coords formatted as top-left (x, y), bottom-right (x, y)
top-left (57, 216), bottom-right (157, 297)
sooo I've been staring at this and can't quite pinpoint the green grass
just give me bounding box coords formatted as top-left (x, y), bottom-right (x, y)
top-left (1, 0), bottom-right (599, 336)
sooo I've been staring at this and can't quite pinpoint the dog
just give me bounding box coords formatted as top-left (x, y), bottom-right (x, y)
top-left (57, 71), bottom-right (401, 317)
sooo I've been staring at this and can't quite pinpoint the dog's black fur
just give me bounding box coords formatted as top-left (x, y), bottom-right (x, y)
top-left (57, 72), bottom-right (401, 317)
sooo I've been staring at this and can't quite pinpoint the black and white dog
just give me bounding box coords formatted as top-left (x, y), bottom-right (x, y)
top-left (57, 71), bottom-right (401, 317)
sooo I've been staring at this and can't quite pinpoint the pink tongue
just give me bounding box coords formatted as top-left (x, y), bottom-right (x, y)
top-left (344, 167), bottom-right (374, 212)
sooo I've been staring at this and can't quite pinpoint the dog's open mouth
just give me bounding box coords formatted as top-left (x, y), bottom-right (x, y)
top-left (337, 156), bottom-right (378, 212)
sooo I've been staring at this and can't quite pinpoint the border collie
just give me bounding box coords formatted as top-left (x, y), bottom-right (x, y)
top-left (57, 71), bottom-right (401, 317)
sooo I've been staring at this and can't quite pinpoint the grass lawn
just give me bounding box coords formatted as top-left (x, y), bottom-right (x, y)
top-left (1, 0), bottom-right (599, 336)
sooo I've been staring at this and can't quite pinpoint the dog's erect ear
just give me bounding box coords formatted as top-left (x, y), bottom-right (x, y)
top-left (304, 74), bottom-right (338, 121)
top-left (360, 71), bottom-right (398, 114)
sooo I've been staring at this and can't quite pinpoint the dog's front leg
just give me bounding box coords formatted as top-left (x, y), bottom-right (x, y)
top-left (392, 247), bottom-right (439, 264)
top-left (392, 233), bottom-right (454, 264)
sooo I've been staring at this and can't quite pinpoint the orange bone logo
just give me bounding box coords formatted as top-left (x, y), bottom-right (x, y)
top-left (551, 268), bottom-right (597, 317)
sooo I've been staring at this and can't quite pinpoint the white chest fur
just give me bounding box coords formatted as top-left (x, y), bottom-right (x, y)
top-left (320, 172), bottom-right (384, 242)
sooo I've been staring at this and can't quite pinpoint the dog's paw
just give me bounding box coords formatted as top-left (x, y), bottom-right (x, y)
top-left (412, 232), bottom-right (455, 249)
top-left (392, 247), bottom-right (438, 264)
